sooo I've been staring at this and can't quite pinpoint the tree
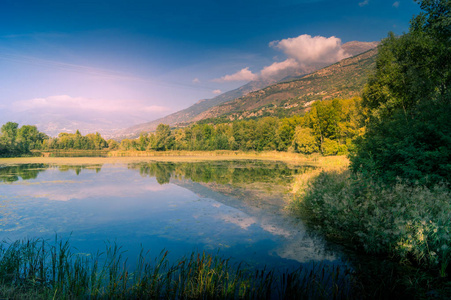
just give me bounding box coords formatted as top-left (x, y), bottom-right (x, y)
top-left (137, 133), bottom-right (149, 151)
top-left (1, 122), bottom-right (18, 147)
top-left (292, 127), bottom-right (319, 154)
top-left (154, 124), bottom-right (174, 151)
top-left (276, 116), bottom-right (301, 151)
top-left (107, 139), bottom-right (119, 150)
top-left (351, 0), bottom-right (451, 185)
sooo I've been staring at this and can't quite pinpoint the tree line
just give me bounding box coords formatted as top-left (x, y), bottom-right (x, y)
top-left (119, 97), bottom-right (363, 155)
top-left (0, 97), bottom-right (364, 157)
top-left (0, 123), bottom-right (110, 156)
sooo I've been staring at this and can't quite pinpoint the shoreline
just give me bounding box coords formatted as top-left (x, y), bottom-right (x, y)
top-left (0, 150), bottom-right (349, 168)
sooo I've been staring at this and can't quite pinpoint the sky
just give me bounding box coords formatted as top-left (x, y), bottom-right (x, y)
top-left (0, 0), bottom-right (421, 134)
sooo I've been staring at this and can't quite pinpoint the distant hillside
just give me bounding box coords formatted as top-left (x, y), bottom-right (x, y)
top-left (119, 41), bottom-right (378, 137)
top-left (117, 79), bottom-right (274, 137)
top-left (191, 48), bottom-right (377, 123)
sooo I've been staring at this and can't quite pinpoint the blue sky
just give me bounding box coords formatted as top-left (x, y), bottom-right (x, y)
top-left (0, 0), bottom-right (420, 132)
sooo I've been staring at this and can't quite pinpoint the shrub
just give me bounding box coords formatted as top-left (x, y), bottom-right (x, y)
top-left (296, 170), bottom-right (451, 277)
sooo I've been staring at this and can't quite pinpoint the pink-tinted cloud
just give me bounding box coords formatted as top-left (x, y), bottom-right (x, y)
top-left (212, 89), bottom-right (222, 94)
top-left (11, 95), bottom-right (170, 114)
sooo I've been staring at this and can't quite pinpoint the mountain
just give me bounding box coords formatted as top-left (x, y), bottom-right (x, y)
top-left (119, 41), bottom-right (378, 137)
top-left (116, 79), bottom-right (275, 138)
top-left (190, 48), bottom-right (377, 123)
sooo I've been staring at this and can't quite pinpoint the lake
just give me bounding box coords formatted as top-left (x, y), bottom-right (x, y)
top-left (0, 159), bottom-right (348, 273)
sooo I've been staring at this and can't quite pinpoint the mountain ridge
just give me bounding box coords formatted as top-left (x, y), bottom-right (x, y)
top-left (190, 48), bottom-right (377, 123)
top-left (118, 41), bottom-right (378, 137)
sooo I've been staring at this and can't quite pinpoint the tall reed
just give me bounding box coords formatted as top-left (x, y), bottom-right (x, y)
top-left (0, 237), bottom-right (358, 299)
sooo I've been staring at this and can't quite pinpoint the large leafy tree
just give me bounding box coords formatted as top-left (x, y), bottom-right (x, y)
top-left (351, 0), bottom-right (451, 185)
top-left (154, 124), bottom-right (174, 151)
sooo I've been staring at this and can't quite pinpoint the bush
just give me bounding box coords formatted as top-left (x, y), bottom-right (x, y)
top-left (297, 170), bottom-right (451, 277)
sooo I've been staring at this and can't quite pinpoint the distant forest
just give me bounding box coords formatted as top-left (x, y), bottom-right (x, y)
top-left (0, 97), bottom-right (362, 157)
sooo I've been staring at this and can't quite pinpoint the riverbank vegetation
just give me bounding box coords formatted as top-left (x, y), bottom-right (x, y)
top-left (292, 0), bottom-right (451, 296)
top-left (0, 237), bottom-right (357, 299)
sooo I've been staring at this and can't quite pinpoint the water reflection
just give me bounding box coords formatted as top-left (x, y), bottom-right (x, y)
top-left (129, 161), bottom-right (313, 187)
top-left (0, 164), bottom-right (102, 182)
top-left (0, 164), bottom-right (46, 182)
top-left (0, 161), bottom-right (344, 272)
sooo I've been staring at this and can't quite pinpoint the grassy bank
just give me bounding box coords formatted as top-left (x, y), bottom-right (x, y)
top-left (291, 169), bottom-right (451, 297)
top-left (0, 237), bottom-right (357, 299)
top-left (1, 151), bottom-right (349, 168)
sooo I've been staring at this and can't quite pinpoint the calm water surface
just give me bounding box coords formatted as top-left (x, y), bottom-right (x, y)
top-left (0, 161), bottom-right (347, 272)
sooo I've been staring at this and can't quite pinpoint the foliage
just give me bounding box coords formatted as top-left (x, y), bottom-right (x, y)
top-left (299, 97), bottom-right (362, 155)
top-left (0, 122), bottom-right (48, 157)
top-left (351, 0), bottom-right (451, 185)
top-left (46, 130), bottom-right (108, 151)
top-left (0, 237), bottom-right (358, 299)
top-left (294, 170), bottom-right (451, 278)
top-left (114, 98), bottom-right (363, 155)
top-left (292, 127), bottom-right (318, 154)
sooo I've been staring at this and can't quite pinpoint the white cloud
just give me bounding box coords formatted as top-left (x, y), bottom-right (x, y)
top-left (214, 34), bottom-right (349, 82)
top-left (212, 89), bottom-right (222, 94)
top-left (260, 58), bottom-right (299, 78)
top-left (213, 67), bottom-right (258, 82)
top-left (270, 34), bottom-right (348, 70)
top-left (358, 0), bottom-right (369, 7)
top-left (393, 1), bottom-right (400, 8)
top-left (192, 78), bottom-right (200, 83)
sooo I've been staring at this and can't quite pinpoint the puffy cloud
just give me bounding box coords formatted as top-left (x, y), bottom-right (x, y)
top-left (214, 34), bottom-right (349, 83)
top-left (260, 58), bottom-right (299, 78)
top-left (192, 78), bottom-right (200, 83)
top-left (212, 89), bottom-right (222, 94)
top-left (358, 0), bottom-right (369, 7)
top-left (393, 1), bottom-right (400, 8)
top-left (270, 34), bottom-right (348, 70)
top-left (213, 67), bottom-right (258, 82)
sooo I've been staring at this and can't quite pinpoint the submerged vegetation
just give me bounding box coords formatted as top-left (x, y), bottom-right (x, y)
top-left (0, 237), bottom-right (357, 299)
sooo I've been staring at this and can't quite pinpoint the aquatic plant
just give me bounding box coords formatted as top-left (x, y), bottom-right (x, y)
top-left (0, 237), bottom-right (358, 299)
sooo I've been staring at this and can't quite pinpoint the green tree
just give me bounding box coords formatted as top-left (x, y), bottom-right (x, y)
top-left (292, 127), bottom-right (319, 154)
top-left (137, 133), bottom-right (149, 151)
top-left (1, 122), bottom-right (18, 146)
top-left (351, 0), bottom-right (451, 185)
top-left (276, 116), bottom-right (302, 151)
top-left (107, 139), bottom-right (119, 150)
top-left (154, 124), bottom-right (174, 151)
top-left (0, 122), bottom-right (19, 156)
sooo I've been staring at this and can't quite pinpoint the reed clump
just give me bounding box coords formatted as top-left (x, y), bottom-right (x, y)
top-left (0, 237), bottom-right (358, 299)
